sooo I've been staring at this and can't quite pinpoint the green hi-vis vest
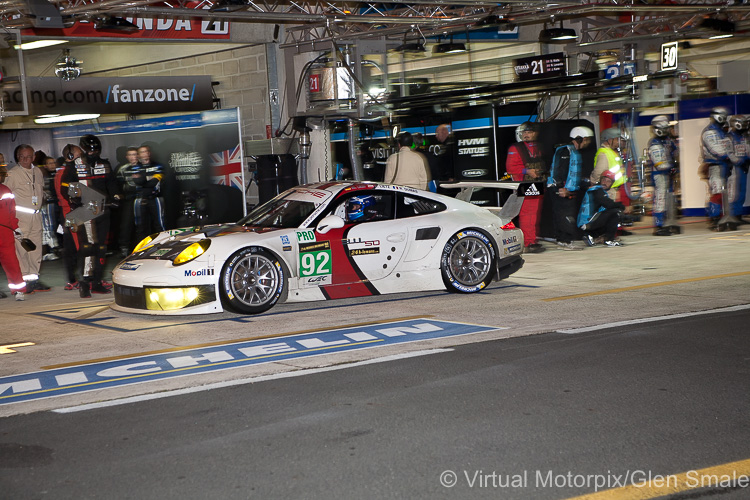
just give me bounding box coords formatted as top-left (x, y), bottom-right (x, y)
top-left (594, 147), bottom-right (626, 188)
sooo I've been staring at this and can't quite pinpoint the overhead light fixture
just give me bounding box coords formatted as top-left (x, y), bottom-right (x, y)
top-left (13, 40), bottom-right (68, 51)
top-left (539, 21), bottom-right (578, 43)
top-left (475, 15), bottom-right (516, 32)
top-left (434, 36), bottom-right (466, 54)
top-left (394, 26), bottom-right (426, 54)
top-left (35, 114), bottom-right (100, 124)
top-left (54, 49), bottom-right (82, 81)
top-left (699, 16), bottom-right (735, 38)
top-left (94, 16), bottom-right (140, 33)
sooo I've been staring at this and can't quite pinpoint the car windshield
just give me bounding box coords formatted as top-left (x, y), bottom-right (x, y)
top-left (238, 195), bottom-right (319, 229)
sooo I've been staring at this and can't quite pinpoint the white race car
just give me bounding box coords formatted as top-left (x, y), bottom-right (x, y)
top-left (112, 181), bottom-right (525, 315)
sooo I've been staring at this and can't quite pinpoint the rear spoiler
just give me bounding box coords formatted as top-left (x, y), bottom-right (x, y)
top-left (440, 180), bottom-right (545, 227)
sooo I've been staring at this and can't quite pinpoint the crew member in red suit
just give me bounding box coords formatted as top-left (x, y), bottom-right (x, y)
top-left (505, 121), bottom-right (547, 253)
top-left (0, 165), bottom-right (28, 300)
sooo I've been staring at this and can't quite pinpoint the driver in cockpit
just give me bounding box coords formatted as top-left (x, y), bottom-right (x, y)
top-left (346, 195), bottom-right (377, 222)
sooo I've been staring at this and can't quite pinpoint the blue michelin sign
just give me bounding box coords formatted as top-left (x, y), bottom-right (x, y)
top-left (0, 319), bottom-right (501, 405)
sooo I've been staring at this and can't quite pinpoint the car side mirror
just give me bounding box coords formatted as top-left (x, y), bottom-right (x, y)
top-left (316, 214), bottom-right (345, 234)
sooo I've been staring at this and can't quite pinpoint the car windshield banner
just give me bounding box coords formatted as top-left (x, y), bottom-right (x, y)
top-left (0, 76), bottom-right (214, 115)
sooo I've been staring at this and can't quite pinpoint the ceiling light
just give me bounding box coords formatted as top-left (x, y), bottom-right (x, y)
top-left (394, 26), bottom-right (426, 54)
top-left (54, 49), bottom-right (82, 81)
top-left (35, 114), bottom-right (100, 124)
top-left (475, 15), bottom-right (516, 32)
top-left (94, 16), bottom-right (140, 33)
top-left (539, 22), bottom-right (578, 43)
top-left (434, 36), bottom-right (466, 54)
top-left (13, 40), bottom-right (68, 51)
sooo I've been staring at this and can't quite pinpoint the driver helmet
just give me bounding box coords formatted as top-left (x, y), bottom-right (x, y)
top-left (347, 195), bottom-right (376, 221)
top-left (651, 115), bottom-right (671, 137)
top-left (710, 106), bottom-right (729, 125)
top-left (79, 134), bottom-right (101, 157)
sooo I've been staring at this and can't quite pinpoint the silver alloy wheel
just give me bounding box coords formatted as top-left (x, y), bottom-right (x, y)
top-left (448, 236), bottom-right (492, 286)
top-left (230, 253), bottom-right (280, 307)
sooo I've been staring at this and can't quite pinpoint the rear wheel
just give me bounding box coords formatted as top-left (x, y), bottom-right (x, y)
top-left (220, 247), bottom-right (286, 314)
top-left (440, 229), bottom-right (495, 293)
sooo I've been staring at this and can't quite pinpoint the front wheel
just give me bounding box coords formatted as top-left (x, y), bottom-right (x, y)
top-left (220, 247), bottom-right (286, 314)
top-left (440, 230), bottom-right (496, 293)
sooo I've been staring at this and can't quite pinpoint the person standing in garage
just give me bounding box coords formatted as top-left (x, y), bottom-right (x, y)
top-left (505, 121), bottom-right (546, 253)
top-left (5, 144), bottom-right (50, 293)
top-left (647, 115), bottom-right (679, 236)
top-left (384, 132), bottom-right (431, 190)
top-left (727, 115), bottom-right (749, 225)
top-left (0, 164), bottom-right (28, 300)
top-left (547, 126), bottom-right (593, 251)
top-left (73, 135), bottom-right (121, 298)
top-left (700, 107), bottom-right (737, 231)
top-left (133, 145), bottom-right (166, 241)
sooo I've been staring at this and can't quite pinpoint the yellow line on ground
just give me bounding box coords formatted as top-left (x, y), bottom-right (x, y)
top-left (42, 315), bottom-right (433, 369)
top-left (566, 457), bottom-right (750, 499)
top-left (543, 271), bottom-right (750, 302)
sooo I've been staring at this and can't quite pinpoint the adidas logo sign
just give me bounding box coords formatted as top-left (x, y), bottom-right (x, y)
top-left (524, 183), bottom-right (541, 196)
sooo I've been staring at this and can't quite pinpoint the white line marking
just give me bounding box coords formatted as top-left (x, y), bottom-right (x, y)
top-left (559, 304), bottom-right (750, 334)
top-left (52, 348), bottom-right (453, 413)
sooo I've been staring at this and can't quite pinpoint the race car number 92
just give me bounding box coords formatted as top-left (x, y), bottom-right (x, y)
top-left (299, 241), bottom-right (332, 277)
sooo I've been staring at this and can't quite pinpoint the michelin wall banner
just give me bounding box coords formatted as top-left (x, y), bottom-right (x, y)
top-left (51, 108), bottom-right (246, 229)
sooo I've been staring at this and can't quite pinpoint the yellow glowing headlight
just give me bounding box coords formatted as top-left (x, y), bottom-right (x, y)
top-left (133, 233), bottom-right (159, 253)
top-left (173, 239), bottom-right (211, 266)
top-left (145, 287), bottom-right (204, 311)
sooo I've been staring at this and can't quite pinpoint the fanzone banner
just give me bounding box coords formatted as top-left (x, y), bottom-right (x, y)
top-left (0, 76), bottom-right (214, 115)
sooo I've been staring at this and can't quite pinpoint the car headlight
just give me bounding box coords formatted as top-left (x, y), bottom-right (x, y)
top-left (133, 233), bottom-right (159, 253)
top-left (173, 239), bottom-right (211, 266)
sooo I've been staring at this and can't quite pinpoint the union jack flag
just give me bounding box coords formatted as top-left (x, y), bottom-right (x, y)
top-left (209, 145), bottom-right (244, 191)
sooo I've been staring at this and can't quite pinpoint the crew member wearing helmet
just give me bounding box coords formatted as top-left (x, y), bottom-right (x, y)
top-left (578, 170), bottom-right (625, 247)
top-left (505, 121), bottom-right (546, 253)
top-left (71, 134), bottom-right (121, 297)
top-left (648, 115), bottom-right (679, 235)
top-left (700, 106), bottom-right (738, 230)
top-left (346, 195), bottom-right (377, 222)
top-left (547, 126), bottom-right (594, 250)
top-left (727, 115), bottom-right (749, 225)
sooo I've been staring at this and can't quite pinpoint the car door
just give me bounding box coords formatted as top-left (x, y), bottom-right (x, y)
top-left (302, 190), bottom-right (408, 299)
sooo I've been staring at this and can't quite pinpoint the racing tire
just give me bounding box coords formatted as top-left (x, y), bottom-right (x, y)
top-left (440, 229), bottom-right (496, 293)
top-left (220, 247), bottom-right (287, 314)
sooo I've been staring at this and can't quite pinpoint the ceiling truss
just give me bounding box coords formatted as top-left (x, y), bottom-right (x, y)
top-left (0, 0), bottom-right (749, 46)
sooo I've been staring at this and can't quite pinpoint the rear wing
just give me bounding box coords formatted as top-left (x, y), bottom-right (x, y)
top-left (440, 181), bottom-right (545, 227)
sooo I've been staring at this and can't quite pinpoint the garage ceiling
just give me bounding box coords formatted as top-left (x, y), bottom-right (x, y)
top-left (2, 0), bottom-right (750, 47)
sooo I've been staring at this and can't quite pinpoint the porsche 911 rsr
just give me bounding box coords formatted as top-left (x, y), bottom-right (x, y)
top-left (112, 181), bottom-right (525, 315)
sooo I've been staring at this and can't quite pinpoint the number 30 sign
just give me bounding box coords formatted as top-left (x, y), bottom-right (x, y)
top-left (661, 42), bottom-right (678, 71)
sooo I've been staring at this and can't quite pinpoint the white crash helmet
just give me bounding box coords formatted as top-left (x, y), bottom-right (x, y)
top-left (651, 115), bottom-right (671, 137)
top-left (710, 106), bottom-right (730, 125)
top-left (570, 126), bottom-right (594, 141)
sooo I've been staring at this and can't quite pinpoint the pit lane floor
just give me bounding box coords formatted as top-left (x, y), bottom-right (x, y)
top-left (1, 217), bottom-right (749, 417)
